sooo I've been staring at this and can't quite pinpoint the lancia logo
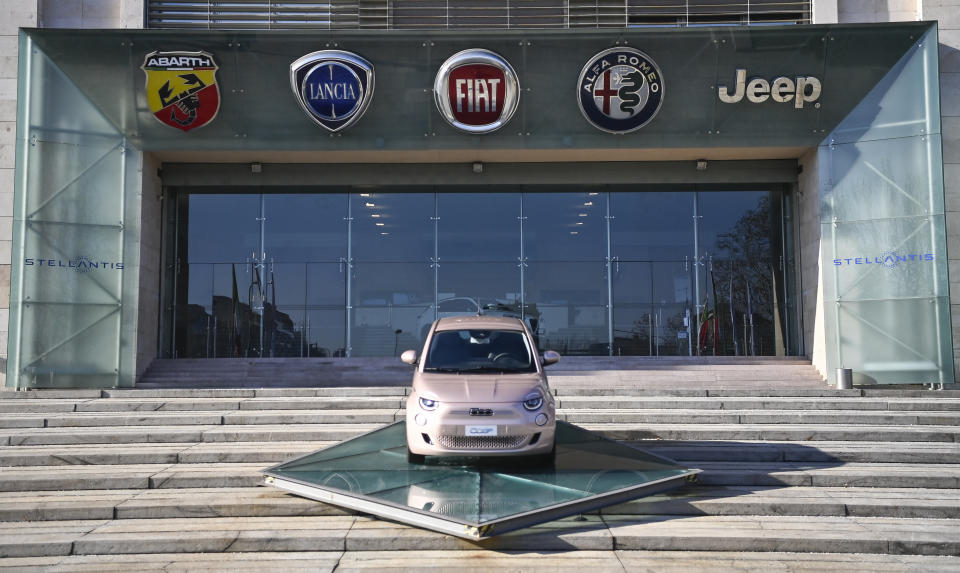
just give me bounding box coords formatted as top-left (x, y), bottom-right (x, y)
top-left (434, 49), bottom-right (519, 134)
top-left (290, 50), bottom-right (375, 132)
top-left (142, 51), bottom-right (220, 132)
top-left (577, 47), bottom-right (664, 134)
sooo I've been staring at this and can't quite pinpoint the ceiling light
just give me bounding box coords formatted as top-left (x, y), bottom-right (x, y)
top-left (570, 231), bottom-right (579, 235)
top-left (578, 213), bottom-right (588, 217)
top-left (380, 232), bottom-right (389, 235)
top-left (365, 202), bottom-right (375, 207)
top-left (583, 201), bottom-right (593, 206)
top-left (376, 222), bottom-right (385, 227)
top-left (588, 192), bottom-right (599, 196)
top-left (371, 214), bottom-right (381, 218)
top-left (576, 221), bottom-right (584, 225)
top-left (360, 193), bottom-right (370, 197)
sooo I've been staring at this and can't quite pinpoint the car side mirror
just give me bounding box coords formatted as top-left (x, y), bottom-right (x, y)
top-left (400, 349), bottom-right (419, 365)
top-left (542, 350), bottom-right (561, 367)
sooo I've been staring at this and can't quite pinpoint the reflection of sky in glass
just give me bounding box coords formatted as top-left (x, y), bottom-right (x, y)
top-left (188, 195), bottom-right (260, 263)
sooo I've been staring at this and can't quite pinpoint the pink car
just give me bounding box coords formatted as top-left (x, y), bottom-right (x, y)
top-left (401, 315), bottom-right (560, 464)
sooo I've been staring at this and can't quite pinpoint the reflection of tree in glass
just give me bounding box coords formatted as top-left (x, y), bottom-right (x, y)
top-left (713, 196), bottom-right (778, 356)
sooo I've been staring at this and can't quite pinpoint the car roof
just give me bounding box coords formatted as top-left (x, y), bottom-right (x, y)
top-left (434, 315), bottom-right (526, 331)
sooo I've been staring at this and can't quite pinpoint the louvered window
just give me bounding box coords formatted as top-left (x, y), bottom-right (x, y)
top-left (147, 1), bottom-right (811, 30)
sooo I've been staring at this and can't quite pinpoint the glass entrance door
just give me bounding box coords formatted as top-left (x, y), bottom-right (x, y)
top-left (611, 192), bottom-right (696, 356)
top-left (167, 185), bottom-right (797, 359)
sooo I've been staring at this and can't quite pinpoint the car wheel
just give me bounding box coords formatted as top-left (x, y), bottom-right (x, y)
top-left (407, 448), bottom-right (426, 464)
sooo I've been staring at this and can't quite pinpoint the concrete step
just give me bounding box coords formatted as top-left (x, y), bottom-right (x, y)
top-left (8, 395), bottom-right (960, 415)
top-left (4, 422), bottom-right (959, 447)
top-left (557, 396), bottom-right (960, 411)
top-left (1, 461), bottom-right (957, 493)
top-left (0, 442), bottom-right (331, 467)
top-left (558, 409), bottom-right (960, 425)
top-left (639, 440), bottom-right (960, 465)
top-left (6, 550), bottom-right (959, 573)
top-left (2, 514), bottom-right (959, 558)
top-left (7, 397), bottom-right (960, 428)
top-left (593, 423), bottom-right (960, 443)
top-left (0, 410), bottom-right (400, 429)
top-left (2, 440), bottom-right (958, 468)
top-left (5, 485), bottom-right (960, 523)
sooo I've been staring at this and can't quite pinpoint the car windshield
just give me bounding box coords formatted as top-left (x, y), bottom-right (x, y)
top-left (423, 329), bottom-right (536, 373)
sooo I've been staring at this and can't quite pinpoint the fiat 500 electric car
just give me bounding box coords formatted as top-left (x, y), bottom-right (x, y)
top-left (400, 315), bottom-right (561, 464)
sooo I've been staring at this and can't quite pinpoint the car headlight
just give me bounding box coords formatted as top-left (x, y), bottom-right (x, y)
top-left (522, 393), bottom-right (543, 411)
top-left (419, 396), bottom-right (439, 411)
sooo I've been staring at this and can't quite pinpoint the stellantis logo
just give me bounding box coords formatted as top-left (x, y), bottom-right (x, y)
top-left (25, 256), bottom-right (124, 273)
top-left (833, 252), bottom-right (934, 269)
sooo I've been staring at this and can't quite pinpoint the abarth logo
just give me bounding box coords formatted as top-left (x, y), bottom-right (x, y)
top-left (142, 51), bottom-right (220, 132)
top-left (578, 47), bottom-right (664, 134)
top-left (290, 50), bottom-right (375, 132)
top-left (434, 49), bottom-right (520, 134)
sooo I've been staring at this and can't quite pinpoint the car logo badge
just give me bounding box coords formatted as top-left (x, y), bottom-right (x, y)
top-left (577, 47), bottom-right (664, 134)
top-left (142, 51), bottom-right (220, 132)
top-left (434, 49), bottom-right (520, 134)
top-left (290, 50), bottom-right (375, 132)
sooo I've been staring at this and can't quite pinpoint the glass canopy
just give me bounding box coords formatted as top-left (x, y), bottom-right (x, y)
top-left (263, 421), bottom-right (698, 539)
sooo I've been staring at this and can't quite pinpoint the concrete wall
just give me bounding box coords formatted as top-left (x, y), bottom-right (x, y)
top-left (922, 0), bottom-right (960, 380)
top-left (137, 153), bottom-right (162, 378)
top-left (836, 0), bottom-right (922, 22)
top-left (38, 0), bottom-right (143, 29)
top-left (0, 1), bottom-right (39, 387)
top-left (797, 149), bottom-right (827, 374)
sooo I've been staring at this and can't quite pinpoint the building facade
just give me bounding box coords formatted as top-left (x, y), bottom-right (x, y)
top-left (2, 0), bottom-right (958, 389)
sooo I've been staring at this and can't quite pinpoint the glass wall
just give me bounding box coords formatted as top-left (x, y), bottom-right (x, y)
top-left (819, 25), bottom-right (954, 385)
top-left (168, 186), bottom-right (796, 358)
top-left (7, 34), bottom-right (143, 389)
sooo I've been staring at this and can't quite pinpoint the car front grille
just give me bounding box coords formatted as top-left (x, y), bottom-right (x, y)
top-left (434, 434), bottom-right (529, 450)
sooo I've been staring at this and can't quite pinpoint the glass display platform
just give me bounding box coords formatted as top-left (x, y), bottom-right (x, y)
top-left (263, 421), bottom-right (699, 540)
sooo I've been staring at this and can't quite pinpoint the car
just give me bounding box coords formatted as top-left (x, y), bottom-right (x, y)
top-left (400, 315), bottom-right (561, 464)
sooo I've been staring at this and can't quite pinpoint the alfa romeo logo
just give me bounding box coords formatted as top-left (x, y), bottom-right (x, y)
top-left (290, 50), bottom-right (375, 132)
top-left (577, 47), bottom-right (664, 134)
top-left (434, 49), bottom-right (519, 134)
top-left (142, 51), bottom-right (220, 132)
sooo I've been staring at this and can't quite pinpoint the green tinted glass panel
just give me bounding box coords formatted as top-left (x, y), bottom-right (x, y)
top-left (265, 421), bottom-right (695, 529)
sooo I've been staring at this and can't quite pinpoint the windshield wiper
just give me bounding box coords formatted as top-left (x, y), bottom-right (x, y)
top-left (456, 366), bottom-right (509, 373)
top-left (422, 367), bottom-right (464, 373)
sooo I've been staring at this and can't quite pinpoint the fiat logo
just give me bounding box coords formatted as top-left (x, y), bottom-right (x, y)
top-left (434, 49), bottom-right (519, 134)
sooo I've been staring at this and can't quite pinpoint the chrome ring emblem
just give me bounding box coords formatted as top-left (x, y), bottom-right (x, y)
top-left (434, 49), bottom-right (520, 134)
top-left (290, 50), bottom-right (375, 132)
top-left (577, 47), bottom-right (664, 134)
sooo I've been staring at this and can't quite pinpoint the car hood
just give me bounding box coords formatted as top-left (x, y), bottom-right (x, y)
top-left (413, 373), bottom-right (544, 403)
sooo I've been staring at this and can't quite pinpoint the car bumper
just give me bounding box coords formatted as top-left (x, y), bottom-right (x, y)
top-left (406, 403), bottom-right (556, 457)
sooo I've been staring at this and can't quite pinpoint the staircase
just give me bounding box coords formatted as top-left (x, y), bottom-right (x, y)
top-left (2, 361), bottom-right (960, 570)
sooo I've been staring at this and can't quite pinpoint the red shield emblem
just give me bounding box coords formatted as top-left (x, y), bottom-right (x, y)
top-left (434, 49), bottom-right (519, 134)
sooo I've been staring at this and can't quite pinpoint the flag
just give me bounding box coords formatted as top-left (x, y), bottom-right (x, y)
top-left (729, 273), bottom-right (738, 356)
top-left (231, 263), bottom-right (242, 357)
top-left (746, 279), bottom-right (755, 356)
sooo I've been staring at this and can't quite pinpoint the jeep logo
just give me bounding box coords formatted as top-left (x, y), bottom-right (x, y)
top-left (718, 69), bottom-right (822, 109)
